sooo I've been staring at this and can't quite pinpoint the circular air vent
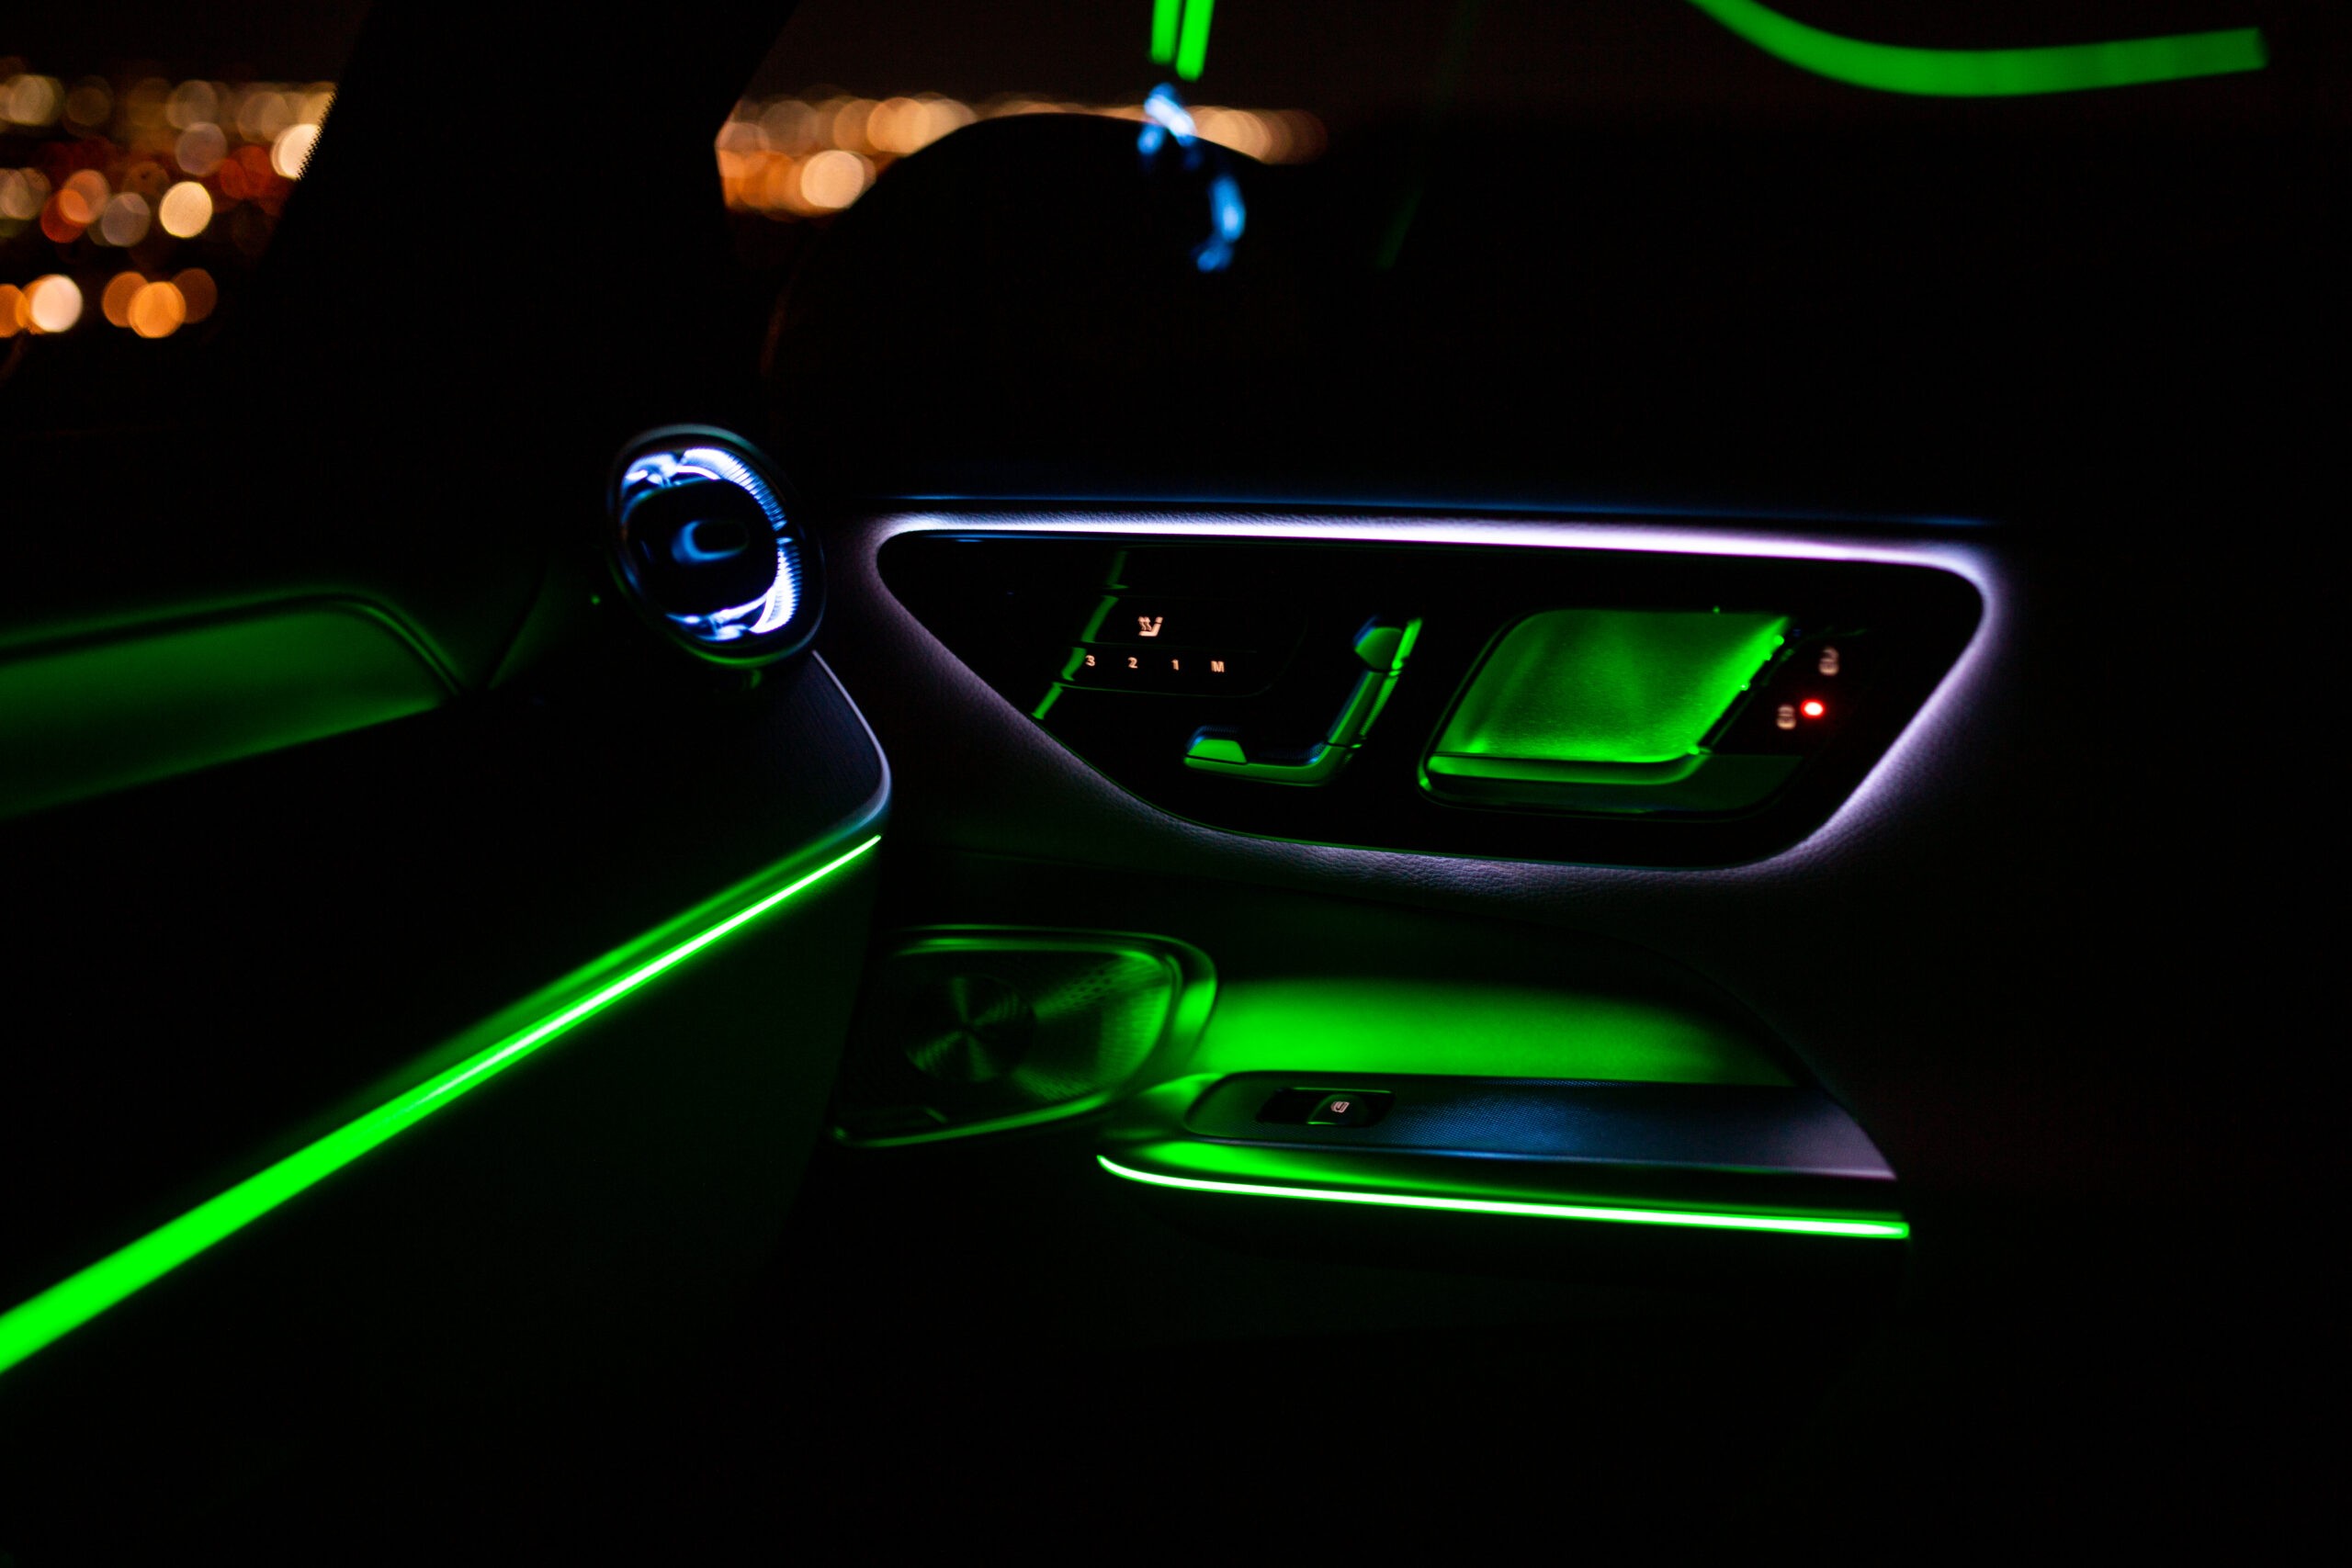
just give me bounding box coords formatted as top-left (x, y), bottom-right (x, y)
top-left (608, 426), bottom-right (820, 664)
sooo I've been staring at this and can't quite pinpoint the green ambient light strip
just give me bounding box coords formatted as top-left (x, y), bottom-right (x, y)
top-left (1150, 0), bottom-right (1182, 68)
top-left (1097, 1155), bottom-right (1908, 1239)
top-left (0, 833), bottom-right (884, 1380)
top-left (1683, 0), bottom-right (2266, 96)
top-left (1149, 0), bottom-right (1216, 81)
top-left (1175, 0), bottom-right (1217, 81)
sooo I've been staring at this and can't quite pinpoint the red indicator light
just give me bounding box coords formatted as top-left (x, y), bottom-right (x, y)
top-left (1802, 700), bottom-right (1826, 717)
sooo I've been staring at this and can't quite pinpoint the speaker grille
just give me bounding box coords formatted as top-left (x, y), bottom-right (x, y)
top-left (832, 931), bottom-right (1211, 1145)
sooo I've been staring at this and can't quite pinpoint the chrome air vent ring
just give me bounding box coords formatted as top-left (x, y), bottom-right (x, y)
top-left (607, 426), bottom-right (821, 665)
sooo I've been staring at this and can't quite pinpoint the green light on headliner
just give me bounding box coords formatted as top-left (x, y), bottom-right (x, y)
top-left (1098, 1156), bottom-right (1907, 1239)
top-left (1174, 0), bottom-right (1216, 81)
top-left (0, 833), bottom-right (884, 1381)
top-left (1684, 0), bottom-right (2266, 96)
top-left (1434, 609), bottom-right (1788, 769)
top-left (1150, 0), bottom-right (1181, 65)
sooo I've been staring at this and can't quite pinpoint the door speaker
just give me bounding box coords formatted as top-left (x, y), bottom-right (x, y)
top-left (831, 928), bottom-right (1214, 1146)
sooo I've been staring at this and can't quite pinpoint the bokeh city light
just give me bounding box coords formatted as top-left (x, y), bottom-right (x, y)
top-left (1, 59), bottom-right (329, 343)
top-left (156, 179), bottom-right (211, 238)
top-left (24, 272), bottom-right (81, 332)
top-left (714, 91), bottom-right (1322, 221)
top-left (4, 58), bottom-right (1324, 346)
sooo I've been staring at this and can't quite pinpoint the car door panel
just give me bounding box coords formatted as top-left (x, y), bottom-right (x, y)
top-left (2, 0), bottom-right (2327, 1551)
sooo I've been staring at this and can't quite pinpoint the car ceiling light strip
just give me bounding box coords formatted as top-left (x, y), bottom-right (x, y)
top-left (1150, 0), bottom-right (1182, 67)
top-left (0, 833), bottom-right (884, 1381)
top-left (1174, 0), bottom-right (1217, 81)
top-left (1683, 0), bottom-right (2266, 96)
top-left (1098, 1155), bottom-right (1908, 1238)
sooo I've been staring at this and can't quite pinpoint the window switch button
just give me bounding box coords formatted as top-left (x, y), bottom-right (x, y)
top-left (1307, 1090), bottom-right (1392, 1127)
top-left (1256, 1089), bottom-right (1324, 1123)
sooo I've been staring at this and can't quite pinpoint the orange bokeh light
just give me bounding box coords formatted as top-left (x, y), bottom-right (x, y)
top-left (175, 267), bottom-right (219, 322)
top-left (38, 193), bottom-right (85, 243)
top-left (128, 280), bottom-right (186, 339)
top-left (101, 271), bottom-right (145, 327)
top-left (158, 179), bottom-right (213, 237)
top-left (25, 274), bottom-right (84, 333)
top-left (57, 168), bottom-right (108, 225)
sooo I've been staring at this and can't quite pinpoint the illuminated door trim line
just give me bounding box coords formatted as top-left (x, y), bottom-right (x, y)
top-left (1683, 0), bottom-right (2266, 97)
top-left (1097, 1154), bottom-right (1909, 1239)
top-left (0, 832), bottom-right (885, 1382)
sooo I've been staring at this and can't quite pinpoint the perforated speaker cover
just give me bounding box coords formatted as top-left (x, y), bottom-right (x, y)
top-left (832, 929), bottom-right (1214, 1145)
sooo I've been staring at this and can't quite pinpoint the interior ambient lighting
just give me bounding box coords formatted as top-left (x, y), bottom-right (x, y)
top-left (1149, 0), bottom-right (1216, 81)
top-left (1681, 0), bottom-right (2267, 96)
top-left (1175, 0), bottom-right (1217, 81)
top-left (1096, 1155), bottom-right (1909, 1239)
top-left (1431, 609), bottom-right (1789, 769)
top-left (0, 833), bottom-right (884, 1380)
top-left (1150, 0), bottom-right (1182, 67)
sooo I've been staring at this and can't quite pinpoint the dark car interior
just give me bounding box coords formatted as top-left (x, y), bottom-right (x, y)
top-left (1, 1), bottom-right (2336, 1558)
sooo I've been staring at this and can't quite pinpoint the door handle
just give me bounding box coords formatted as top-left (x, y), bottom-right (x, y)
top-left (1183, 616), bottom-right (1419, 784)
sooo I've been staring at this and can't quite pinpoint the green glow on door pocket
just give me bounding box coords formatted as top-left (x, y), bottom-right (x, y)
top-left (1683, 0), bottom-right (2266, 96)
top-left (0, 833), bottom-right (883, 1381)
top-left (1189, 979), bottom-right (1792, 1086)
top-left (1150, 0), bottom-right (1181, 64)
top-left (1434, 610), bottom-right (1788, 769)
top-left (1098, 1156), bottom-right (1907, 1239)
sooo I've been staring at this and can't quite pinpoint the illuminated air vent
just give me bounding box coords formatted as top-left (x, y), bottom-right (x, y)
top-left (608, 426), bottom-right (821, 664)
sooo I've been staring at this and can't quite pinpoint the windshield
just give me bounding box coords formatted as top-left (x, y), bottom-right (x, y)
top-left (725, 1), bottom-right (2337, 509)
top-left (2, 1), bottom-right (368, 399)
